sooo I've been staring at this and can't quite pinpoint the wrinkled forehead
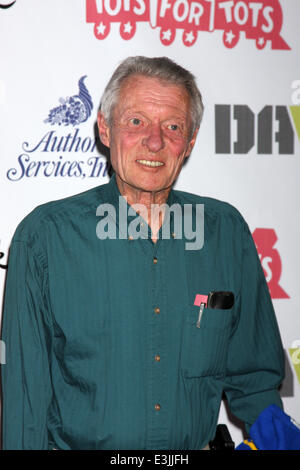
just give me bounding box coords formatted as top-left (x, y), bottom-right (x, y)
top-left (120, 73), bottom-right (190, 99)
top-left (115, 74), bottom-right (192, 117)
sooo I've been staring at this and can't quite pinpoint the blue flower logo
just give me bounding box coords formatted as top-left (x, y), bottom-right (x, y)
top-left (44, 76), bottom-right (93, 126)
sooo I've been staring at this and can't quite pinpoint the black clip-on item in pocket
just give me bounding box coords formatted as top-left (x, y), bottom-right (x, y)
top-left (207, 291), bottom-right (234, 310)
top-left (196, 292), bottom-right (234, 328)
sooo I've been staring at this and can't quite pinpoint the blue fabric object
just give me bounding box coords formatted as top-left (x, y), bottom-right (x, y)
top-left (236, 404), bottom-right (300, 450)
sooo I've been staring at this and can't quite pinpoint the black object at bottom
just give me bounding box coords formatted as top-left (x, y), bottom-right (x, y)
top-left (209, 424), bottom-right (235, 450)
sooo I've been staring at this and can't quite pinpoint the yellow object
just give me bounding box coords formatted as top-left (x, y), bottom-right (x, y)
top-left (243, 439), bottom-right (258, 450)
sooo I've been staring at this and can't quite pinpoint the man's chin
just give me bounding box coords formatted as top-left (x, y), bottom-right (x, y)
top-left (128, 182), bottom-right (172, 195)
top-left (116, 175), bottom-right (172, 195)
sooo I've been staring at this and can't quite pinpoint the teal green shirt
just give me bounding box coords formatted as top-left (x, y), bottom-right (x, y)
top-left (1, 175), bottom-right (284, 450)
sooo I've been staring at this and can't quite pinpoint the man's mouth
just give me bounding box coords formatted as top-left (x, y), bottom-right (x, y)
top-left (136, 159), bottom-right (164, 168)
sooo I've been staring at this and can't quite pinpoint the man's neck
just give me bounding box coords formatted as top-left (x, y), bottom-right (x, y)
top-left (116, 176), bottom-right (172, 242)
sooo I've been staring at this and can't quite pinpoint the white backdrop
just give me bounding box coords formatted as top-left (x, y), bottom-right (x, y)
top-left (1, 0), bottom-right (299, 447)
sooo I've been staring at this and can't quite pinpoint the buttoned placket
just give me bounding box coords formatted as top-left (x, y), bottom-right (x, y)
top-left (145, 198), bottom-right (182, 449)
top-left (148, 201), bottom-right (183, 450)
top-left (111, 182), bottom-right (177, 449)
top-left (145, 237), bottom-right (169, 449)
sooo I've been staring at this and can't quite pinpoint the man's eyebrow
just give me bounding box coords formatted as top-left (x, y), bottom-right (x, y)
top-left (119, 108), bottom-right (146, 117)
top-left (117, 107), bottom-right (189, 127)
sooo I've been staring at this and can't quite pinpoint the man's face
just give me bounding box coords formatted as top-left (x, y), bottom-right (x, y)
top-left (98, 74), bottom-right (198, 194)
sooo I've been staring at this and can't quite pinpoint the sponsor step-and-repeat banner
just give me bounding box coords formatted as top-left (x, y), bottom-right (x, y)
top-left (0, 0), bottom-right (300, 446)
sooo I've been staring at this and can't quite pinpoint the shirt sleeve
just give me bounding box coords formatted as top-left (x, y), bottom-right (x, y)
top-left (1, 239), bottom-right (52, 449)
top-left (223, 222), bottom-right (285, 434)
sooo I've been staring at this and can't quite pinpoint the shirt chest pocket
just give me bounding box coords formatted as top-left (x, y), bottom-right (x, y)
top-left (180, 306), bottom-right (233, 378)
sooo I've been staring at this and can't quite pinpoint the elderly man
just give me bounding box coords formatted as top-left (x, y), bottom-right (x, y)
top-left (1, 56), bottom-right (284, 450)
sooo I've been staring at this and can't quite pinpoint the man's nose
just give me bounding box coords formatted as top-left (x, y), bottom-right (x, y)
top-left (142, 123), bottom-right (165, 152)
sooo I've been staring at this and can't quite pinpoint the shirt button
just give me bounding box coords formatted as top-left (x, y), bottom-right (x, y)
top-left (154, 404), bottom-right (161, 411)
top-left (153, 257), bottom-right (158, 264)
top-left (155, 355), bottom-right (161, 362)
top-left (154, 307), bottom-right (160, 314)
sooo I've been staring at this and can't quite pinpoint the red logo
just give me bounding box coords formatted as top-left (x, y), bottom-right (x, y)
top-left (86, 0), bottom-right (290, 50)
top-left (252, 228), bottom-right (289, 299)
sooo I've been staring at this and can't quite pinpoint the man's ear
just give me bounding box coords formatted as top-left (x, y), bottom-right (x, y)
top-left (97, 112), bottom-right (110, 148)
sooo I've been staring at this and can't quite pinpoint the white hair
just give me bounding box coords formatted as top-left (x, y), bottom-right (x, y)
top-left (99, 56), bottom-right (204, 136)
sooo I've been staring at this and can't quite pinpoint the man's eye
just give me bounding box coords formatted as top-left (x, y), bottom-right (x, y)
top-left (130, 118), bottom-right (141, 126)
top-left (168, 124), bottom-right (179, 131)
